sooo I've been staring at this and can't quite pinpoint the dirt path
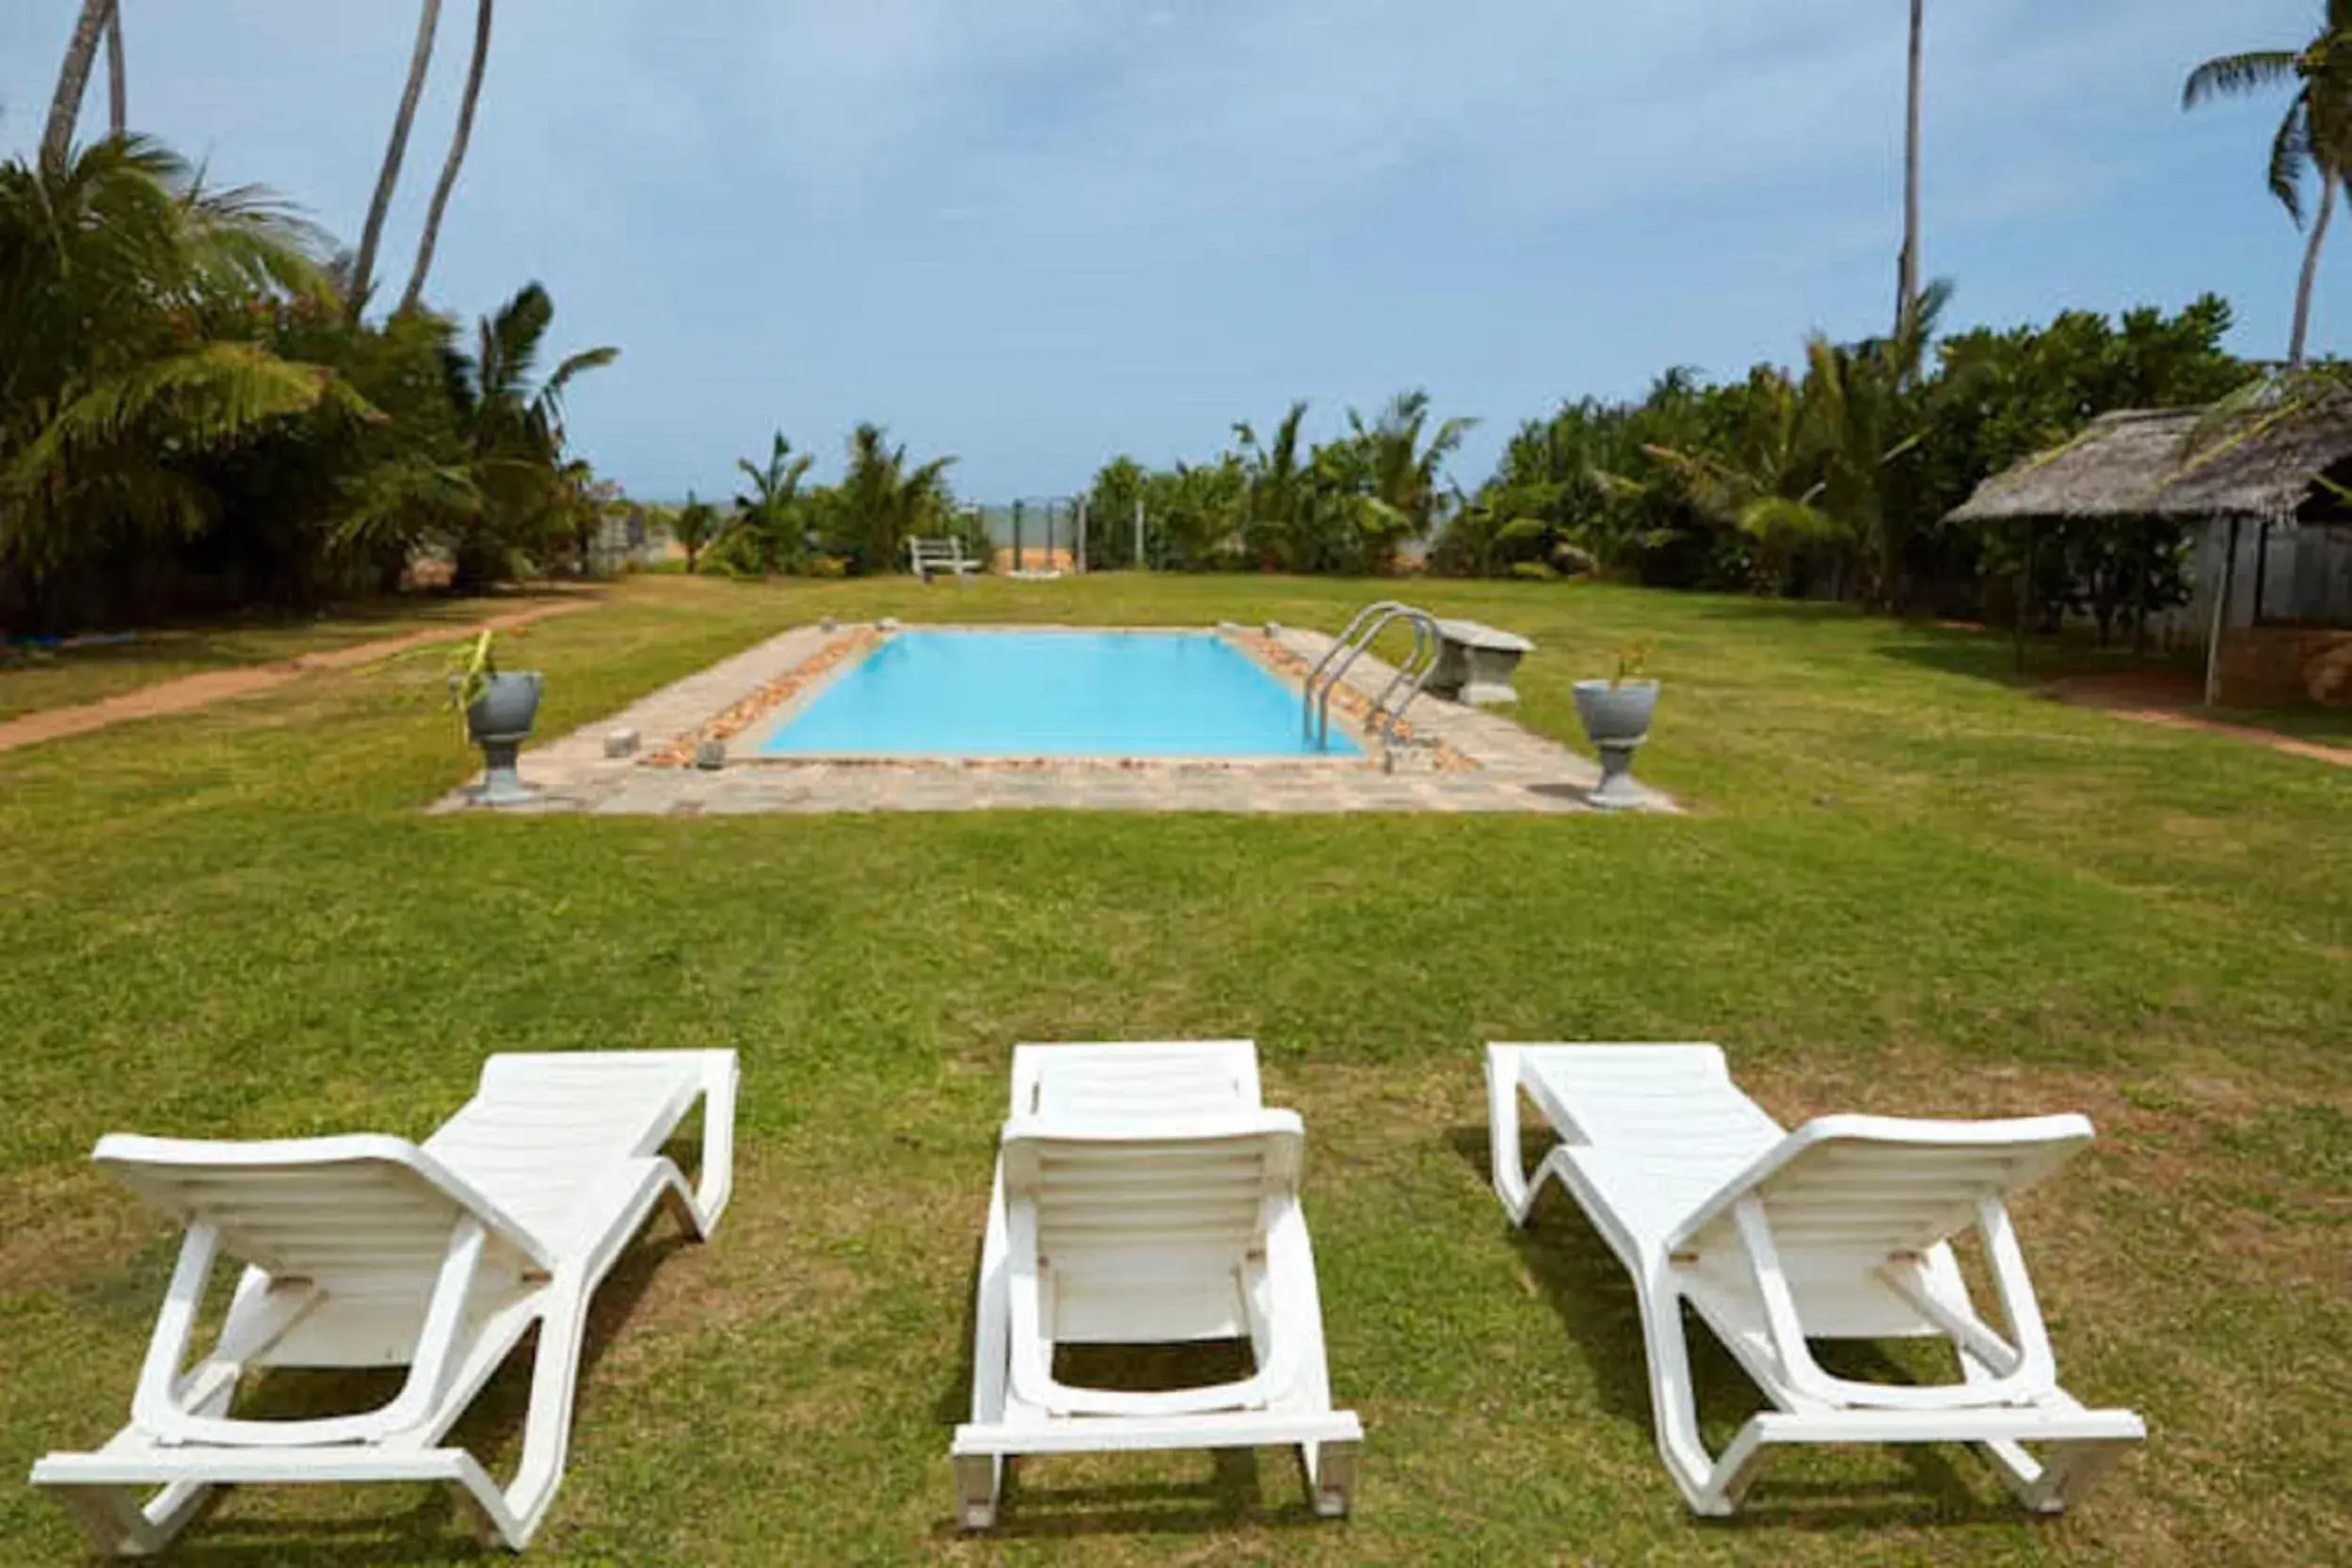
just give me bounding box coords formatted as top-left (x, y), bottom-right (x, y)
top-left (2046, 670), bottom-right (2352, 770)
top-left (0, 598), bottom-right (594, 757)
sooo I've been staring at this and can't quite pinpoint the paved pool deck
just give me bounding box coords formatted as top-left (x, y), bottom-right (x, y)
top-left (431, 622), bottom-right (1677, 816)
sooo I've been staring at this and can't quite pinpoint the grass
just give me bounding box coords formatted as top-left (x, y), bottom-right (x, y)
top-left (2, 571), bottom-right (2346, 1565)
top-left (0, 595), bottom-right (558, 723)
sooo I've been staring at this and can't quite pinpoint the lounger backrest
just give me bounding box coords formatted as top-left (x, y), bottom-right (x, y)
top-left (94, 1134), bottom-right (552, 1295)
top-left (1669, 1113), bottom-right (2095, 1264)
top-left (1012, 1040), bottom-right (1263, 1123)
top-left (1000, 1113), bottom-right (1304, 1266)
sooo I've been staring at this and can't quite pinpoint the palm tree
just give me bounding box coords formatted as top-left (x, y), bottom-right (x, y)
top-left (1345, 390), bottom-right (1477, 572)
top-left (105, 2), bottom-right (126, 136)
top-left (350, 0), bottom-right (441, 322)
top-left (828, 423), bottom-right (956, 573)
top-left (337, 281), bottom-right (616, 588)
top-left (1, 138), bottom-right (360, 593)
top-left (1798, 280), bottom-right (1950, 607)
top-left (402, 0), bottom-right (493, 314)
top-left (1644, 369), bottom-right (1843, 591)
top-left (1233, 401), bottom-right (1311, 568)
top-left (1897, 0), bottom-right (1925, 330)
top-left (728, 431), bottom-right (815, 575)
top-left (2184, 5), bottom-right (2352, 367)
top-left (670, 491), bottom-right (718, 574)
top-left (40, 0), bottom-right (119, 169)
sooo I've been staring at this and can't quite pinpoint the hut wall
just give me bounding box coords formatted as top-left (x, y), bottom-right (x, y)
top-left (2178, 519), bottom-right (2352, 631)
top-left (2263, 523), bottom-right (2352, 623)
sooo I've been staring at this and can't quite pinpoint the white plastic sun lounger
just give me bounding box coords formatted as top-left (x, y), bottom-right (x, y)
top-left (1486, 1043), bottom-right (2142, 1515)
top-left (951, 1041), bottom-right (1361, 1529)
top-left (31, 1049), bottom-right (738, 1555)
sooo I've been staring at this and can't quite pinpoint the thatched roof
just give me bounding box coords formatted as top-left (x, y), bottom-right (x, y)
top-left (1946, 394), bottom-right (2352, 525)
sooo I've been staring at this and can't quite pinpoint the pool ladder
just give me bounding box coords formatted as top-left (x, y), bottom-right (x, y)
top-left (1301, 600), bottom-right (1442, 758)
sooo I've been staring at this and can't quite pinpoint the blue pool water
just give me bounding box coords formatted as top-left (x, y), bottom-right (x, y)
top-left (758, 631), bottom-right (1359, 758)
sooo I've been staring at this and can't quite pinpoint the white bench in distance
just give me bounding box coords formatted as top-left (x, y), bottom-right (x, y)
top-left (908, 536), bottom-right (979, 583)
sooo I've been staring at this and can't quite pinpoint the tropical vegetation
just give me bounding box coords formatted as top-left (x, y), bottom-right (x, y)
top-left (7, 3), bottom-right (2331, 659)
top-left (1062, 295), bottom-right (2246, 644)
top-left (689, 424), bottom-right (965, 580)
top-left (1080, 390), bottom-right (1478, 577)
top-left (0, 129), bottom-right (620, 632)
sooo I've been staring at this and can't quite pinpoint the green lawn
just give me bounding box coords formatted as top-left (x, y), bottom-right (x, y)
top-left (0, 595), bottom-right (559, 723)
top-left (2, 572), bottom-right (2345, 1565)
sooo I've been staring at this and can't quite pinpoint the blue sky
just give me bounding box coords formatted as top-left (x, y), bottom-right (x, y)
top-left (0, 1), bottom-right (2337, 501)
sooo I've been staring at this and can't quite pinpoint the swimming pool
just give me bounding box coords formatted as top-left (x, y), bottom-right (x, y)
top-left (755, 630), bottom-right (1360, 759)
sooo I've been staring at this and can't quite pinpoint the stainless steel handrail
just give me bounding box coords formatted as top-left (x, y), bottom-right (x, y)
top-left (1304, 602), bottom-right (1441, 752)
top-left (1364, 624), bottom-right (1443, 744)
top-left (1301, 600), bottom-right (1411, 738)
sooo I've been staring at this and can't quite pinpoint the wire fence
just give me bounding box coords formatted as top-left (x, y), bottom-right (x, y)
top-left (959, 496), bottom-right (1168, 574)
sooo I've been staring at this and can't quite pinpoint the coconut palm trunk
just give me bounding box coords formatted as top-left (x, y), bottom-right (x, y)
top-left (104, 3), bottom-right (125, 136)
top-left (40, 0), bottom-right (118, 169)
top-left (350, 0), bottom-right (441, 322)
top-left (1896, 0), bottom-right (1924, 329)
top-left (2289, 171), bottom-right (2336, 367)
top-left (401, 0), bottom-right (493, 315)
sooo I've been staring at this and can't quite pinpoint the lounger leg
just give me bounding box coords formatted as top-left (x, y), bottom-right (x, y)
top-left (952, 1169), bottom-right (1013, 1530)
top-left (1950, 1321), bottom-right (2132, 1512)
top-left (680, 1054), bottom-right (739, 1236)
top-left (50, 1480), bottom-right (215, 1559)
top-left (1485, 1047), bottom-right (1539, 1224)
top-left (952, 1454), bottom-right (1002, 1531)
top-left (466, 1158), bottom-right (693, 1550)
top-left (1301, 1438), bottom-right (1359, 1518)
top-left (1974, 1433), bottom-right (2130, 1513)
top-left (448, 1281), bottom-right (588, 1552)
top-left (1637, 1263), bottom-right (1739, 1517)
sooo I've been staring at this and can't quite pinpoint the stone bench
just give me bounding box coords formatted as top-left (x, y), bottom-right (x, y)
top-left (1426, 619), bottom-right (1535, 705)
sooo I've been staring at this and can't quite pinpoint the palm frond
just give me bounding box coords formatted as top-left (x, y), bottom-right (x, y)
top-left (8, 344), bottom-right (369, 487)
top-left (534, 344), bottom-right (618, 430)
top-left (2183, 50), bottom-right (2301, 110)
top-left (332, 455), bottom-right (484, 552)
top-left (2270, 99), bottom-right (2313, 224)
top-left (477, 282), bottom-right (554, 406)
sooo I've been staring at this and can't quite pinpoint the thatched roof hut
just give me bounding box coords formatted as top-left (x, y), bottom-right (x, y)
top-left (1948, 399), bottom-right (2352, 527)
top-left (1946, 392), bottom-right (2352, 702)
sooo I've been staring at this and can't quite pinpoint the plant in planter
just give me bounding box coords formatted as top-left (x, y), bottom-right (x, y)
top-left (1572, 642), bottom-right (1659, 809)
top-left (446, 630), bottom-right (543, 806)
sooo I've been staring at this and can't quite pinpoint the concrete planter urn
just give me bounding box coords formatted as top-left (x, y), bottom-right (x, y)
top-left (465, 671), bottom-right (543, 806)
top-left (1573, 679), bottom-right (1658, 809)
